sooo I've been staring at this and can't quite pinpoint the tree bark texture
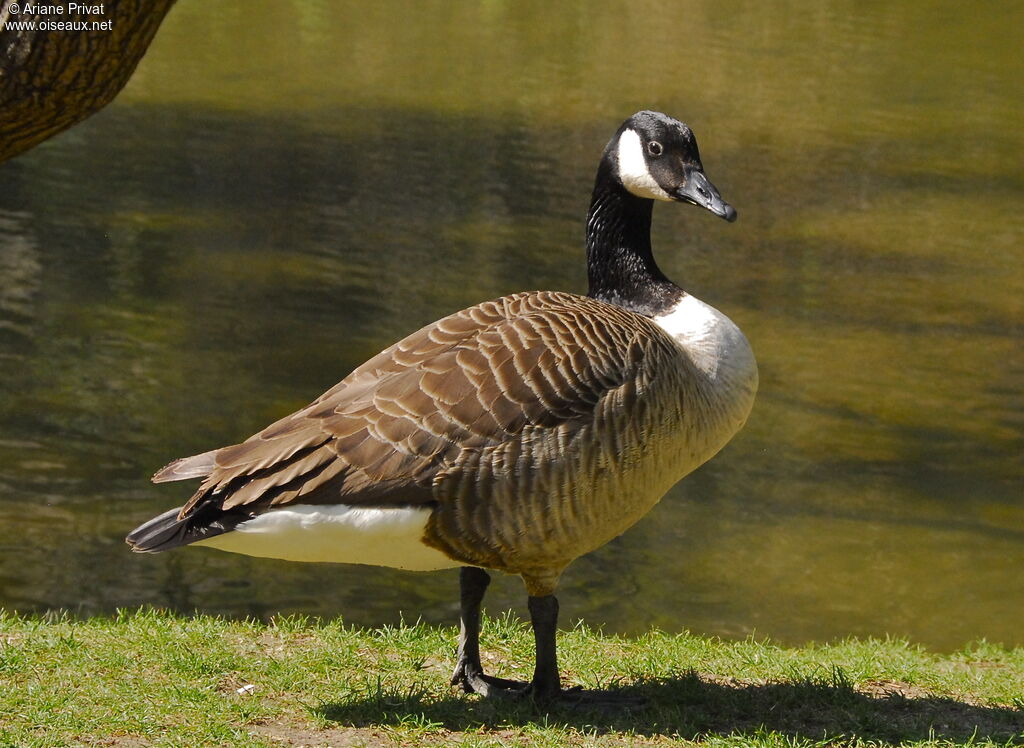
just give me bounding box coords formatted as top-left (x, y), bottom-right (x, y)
top-left (0, 0), bottom-right (176, 165)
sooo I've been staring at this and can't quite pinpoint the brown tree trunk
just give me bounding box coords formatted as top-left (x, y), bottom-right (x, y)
top-left (0, 0), bottom-right (176, 164)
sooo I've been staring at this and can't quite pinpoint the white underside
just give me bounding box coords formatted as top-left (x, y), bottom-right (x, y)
top-left (194, 504), bottom-right (461, 571)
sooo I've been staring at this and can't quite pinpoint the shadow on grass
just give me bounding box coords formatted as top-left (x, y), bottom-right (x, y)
top-left (315, 672), bottom-right (1024, 744)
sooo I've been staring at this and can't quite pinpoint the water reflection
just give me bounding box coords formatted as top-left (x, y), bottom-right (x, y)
top-left (0, 0), bottom-right (1020, 650)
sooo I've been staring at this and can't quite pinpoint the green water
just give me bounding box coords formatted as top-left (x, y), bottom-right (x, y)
top-left (0, 0), bottom-right (1020, 650)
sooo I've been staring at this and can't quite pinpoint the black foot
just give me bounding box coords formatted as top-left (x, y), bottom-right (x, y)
top-left (451, 658), bottom-right (529, 698)
top-left (452, 663), bottom-right (644, 706)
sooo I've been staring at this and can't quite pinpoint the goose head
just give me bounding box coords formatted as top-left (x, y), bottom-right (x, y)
top-left (610, 110), bottom-right (737, 222)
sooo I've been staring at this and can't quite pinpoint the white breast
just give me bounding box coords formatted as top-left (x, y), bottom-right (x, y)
top-left (654, 293), bottom-right (758, 388)
top-left (194, 504), bottom-right (460, 571)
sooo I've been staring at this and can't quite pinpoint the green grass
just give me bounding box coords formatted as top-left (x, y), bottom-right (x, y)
top-left (1, 609), bottom-right (1021, 747)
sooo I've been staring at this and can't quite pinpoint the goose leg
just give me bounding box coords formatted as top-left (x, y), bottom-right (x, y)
top-left (451, 566), bottom-right (528, 696)
top-left (452, 572), bottom-right (633, 705)
top-left (527, 593), bottom-right (562, 700)
top-left (528, 592), bottom-right (646, 706)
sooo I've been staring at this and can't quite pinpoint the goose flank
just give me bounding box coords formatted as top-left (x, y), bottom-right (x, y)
top-left (126, 111), bottom-right (758, 701)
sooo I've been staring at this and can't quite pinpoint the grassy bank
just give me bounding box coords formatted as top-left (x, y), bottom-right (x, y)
top-left (1, 610), bottom-right (1021, 747)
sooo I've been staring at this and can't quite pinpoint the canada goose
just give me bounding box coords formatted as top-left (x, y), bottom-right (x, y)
top-left (127, 111), bottom-right (757, 701)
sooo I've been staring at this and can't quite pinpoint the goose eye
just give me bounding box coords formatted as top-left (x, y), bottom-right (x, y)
top-left (647, 141), bottom-right (663, 157)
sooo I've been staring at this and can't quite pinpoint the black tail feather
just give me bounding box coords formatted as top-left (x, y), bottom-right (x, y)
top-left (126, 504), bottom-right (247, 553)
top-left (125, 507), bottom-right (191, 552)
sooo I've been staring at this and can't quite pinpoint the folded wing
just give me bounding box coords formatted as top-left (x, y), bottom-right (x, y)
top-left (157, 291), bottom-right (661, 526)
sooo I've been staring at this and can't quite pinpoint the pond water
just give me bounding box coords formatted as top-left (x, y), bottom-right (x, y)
top-left (0, 0), bottom-right (1021, 650)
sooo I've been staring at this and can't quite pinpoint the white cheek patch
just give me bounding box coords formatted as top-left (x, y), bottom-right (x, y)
top-left (616, 129), bottom-right (672, 201)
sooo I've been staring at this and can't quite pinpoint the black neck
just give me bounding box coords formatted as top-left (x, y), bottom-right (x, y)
top-left (585, 162), bottom-right (683, 317)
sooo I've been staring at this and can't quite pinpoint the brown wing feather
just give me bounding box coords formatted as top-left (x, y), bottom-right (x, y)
top-left (170, 291), bottom-right (661, 521)
top-left (152, 449), bottom-right (219, 483)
